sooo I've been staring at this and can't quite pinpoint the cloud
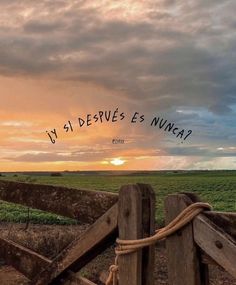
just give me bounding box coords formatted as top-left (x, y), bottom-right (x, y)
top-left (0, 0), bottom-right (235, 111)
top-left (0, 0), bottom-right (236, 170)
top-left (23, 20), bottom-right (65, 34)
top-left (166, 145), bottom-right (236, 157)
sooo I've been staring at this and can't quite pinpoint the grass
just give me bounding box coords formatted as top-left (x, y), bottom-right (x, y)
top-left (0, 170), bottom-right (235, 225)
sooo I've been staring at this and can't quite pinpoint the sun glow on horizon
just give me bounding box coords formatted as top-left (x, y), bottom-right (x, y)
top-left (110, 158), bottom-right (126, 166)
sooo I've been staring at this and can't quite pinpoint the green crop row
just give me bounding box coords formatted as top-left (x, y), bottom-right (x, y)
top-left (0, 170), bottom-right (235, 225)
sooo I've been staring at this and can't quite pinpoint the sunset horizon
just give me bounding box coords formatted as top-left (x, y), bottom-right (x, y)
top-left (1, 1), bottom-right (236, 171)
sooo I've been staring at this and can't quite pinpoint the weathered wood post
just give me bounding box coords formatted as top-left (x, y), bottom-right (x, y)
top-left (165, 193), bottom-right (209, 285)
top-left (118, 184), bottom-right (155, 285)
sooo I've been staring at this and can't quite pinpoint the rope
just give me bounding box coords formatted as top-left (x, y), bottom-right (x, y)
top-left (106, 202), bottom-right (211, 285)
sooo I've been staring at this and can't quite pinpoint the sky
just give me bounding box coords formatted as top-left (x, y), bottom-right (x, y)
top-left (0, 0), bottom-right (236, 171)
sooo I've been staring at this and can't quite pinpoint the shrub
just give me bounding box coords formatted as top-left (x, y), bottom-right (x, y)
top-left (51, 172), bottom-right (62, 177)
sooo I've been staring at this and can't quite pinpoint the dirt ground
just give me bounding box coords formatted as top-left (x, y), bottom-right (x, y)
top-left (0, 223), bottom-right (235, 285)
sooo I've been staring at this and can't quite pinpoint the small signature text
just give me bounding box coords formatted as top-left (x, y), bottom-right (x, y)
top-left (112, 138), bottom-right (125, 144)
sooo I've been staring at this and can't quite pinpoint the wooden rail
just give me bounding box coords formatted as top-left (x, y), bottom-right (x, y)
top-left (0, 237), bottom-right (51, 279)
top-left (165, 193), bottom-right (236, 285)
top-left (194, 214), bottom-right (236, 278)
top-left (32, 204), bottom-right (118, 285)
top-left (0, 180), bottom-right (235, 285)
top-left (0, 180), bottom-right (118, 223)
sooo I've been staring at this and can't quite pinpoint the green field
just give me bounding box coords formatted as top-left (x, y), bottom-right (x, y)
top-left (0, 170), bottom-right (236, 225)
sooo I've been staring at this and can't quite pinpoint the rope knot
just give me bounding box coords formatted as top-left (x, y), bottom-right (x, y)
top-left (106, 256), bottom-right (119, 285)
top-left (109, 264), bottom-right (118, 273)
top-left (105, 202), bottom-right (211, 285)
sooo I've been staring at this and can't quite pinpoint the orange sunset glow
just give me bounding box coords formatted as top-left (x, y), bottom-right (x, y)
top-left (0, 1), bottom-right (236, 171)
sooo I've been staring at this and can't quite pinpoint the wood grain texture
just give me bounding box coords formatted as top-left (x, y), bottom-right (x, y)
top-left (138, 183), bottom-right (155, 285)
top-left (204, 211), bottom-right (236, 240)
top-left (165, 194), bottom-right (202, 285)
top-left (194, 214), bottom-right (236, 279)
top-left (118, 184), bottom-right (142, 285)
top-left (118, 184), bottom-right (155, 285)
top-left (0, 180), bottom-right (118, 223)
top-left (0, 237), bottom-right (51, 279)
top-left (32, 204), bottom-right (118, 285)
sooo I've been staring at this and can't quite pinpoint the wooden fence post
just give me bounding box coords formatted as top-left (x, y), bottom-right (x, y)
top-left (118, 184), bottom-right (155, 285)
top-left (165, 193), bottom-right (207, 285)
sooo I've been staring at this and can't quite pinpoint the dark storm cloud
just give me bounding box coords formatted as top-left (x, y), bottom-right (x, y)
top-left (166, 146), bottom-right (236, 157)
top-left (0, 0), bottom-right (235, 115)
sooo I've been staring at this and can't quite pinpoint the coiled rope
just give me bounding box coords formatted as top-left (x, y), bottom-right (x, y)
top-left (106, 202), bottom-right (212, 285)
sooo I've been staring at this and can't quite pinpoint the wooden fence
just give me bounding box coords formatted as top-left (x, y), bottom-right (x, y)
top-left (0, 180), bottom-right (235, 285)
